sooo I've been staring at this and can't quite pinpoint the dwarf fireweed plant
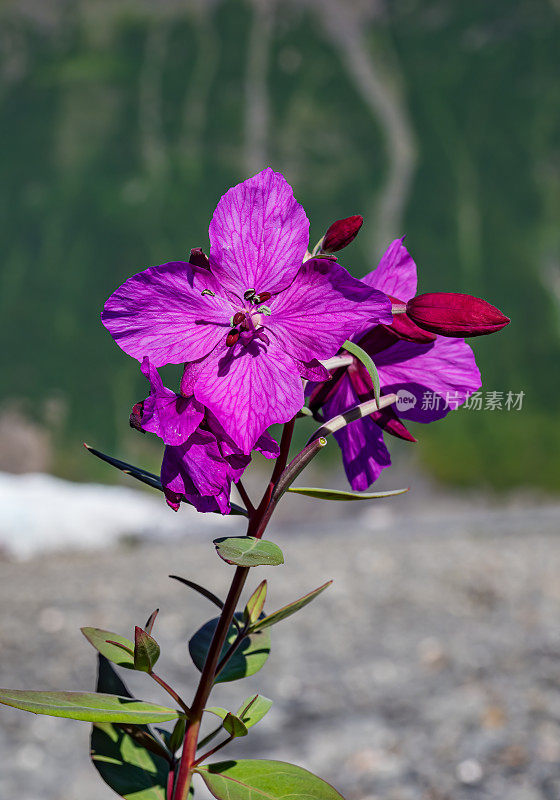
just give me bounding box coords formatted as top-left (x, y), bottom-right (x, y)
top-left (0, 169), bottom-right (510, 799)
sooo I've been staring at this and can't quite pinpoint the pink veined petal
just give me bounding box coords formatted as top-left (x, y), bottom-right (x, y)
top-left (362, 237), bottom-right (418, 302)
top-left (193, 338), bottom-right (305, 454)
top-left (323, 372), bottom-right (391, 490)
top-left (139, 357), bottom-right (204, 445)
top-left (375, 336), bottom-right (482, 423)
top-left (208, 167), bottom-right (309, 295)
top-left (266, 258), bottom-right (392, 363)
top-left (102, 261), bottom-right (234, 367)
top-left (296, 358), bottom-right (332, 382)
top-left (161, 433), bottom-right (235, 515)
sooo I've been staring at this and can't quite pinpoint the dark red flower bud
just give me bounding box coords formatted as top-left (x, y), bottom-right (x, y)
top-left (130, 401), bottom-right (145, 432)
top-left (226, 329), bottom-right (240, 347)
top-left (189, 247), bottom-right (210, 270)
top-left (322, 215), bottom-right (363, 253)
top-left (384, 295), bottom-right (437, 344)
top-left (406, 293), bottom-right (510, 338)
top-left (232, 311), bottom-right (245, 326)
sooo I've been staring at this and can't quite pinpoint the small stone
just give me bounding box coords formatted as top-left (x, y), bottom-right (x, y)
top-left (456, 758), bottom-right (483, 784)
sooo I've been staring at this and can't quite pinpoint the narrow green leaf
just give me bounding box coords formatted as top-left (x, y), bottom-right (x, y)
top-left (190, 613), bottom-right (271, 684)
top-left (214, 537), bottom-right (284, 567)
top-left (342, 339), bottom-right (381, 406)
top-left (0, 689), bottom-right (180, 723)
top-left (84, 444), bottom-right (247, 516)
top-left (236, 695), bottom-right (273, 729)
top-left (251, 582), bottom-right (332, 632)
top-left (244, 580), bottom-right (267, 625)
top-left (81, 627), bottom-right (136, 669)
top-left (223, 712), bottom-right (248, 738)
top-left (134, 627), bottom-right (160, 672)
top-left (195, 759), bottom-right (344, 800)
top-left (205, 706), bottom-right (228, 721)
top-left (168, 716), bottom-right (186, 754)
top-left (91, 656), bottom-right (170, 800)
top-left (287, 486), bottom-right (409, 501)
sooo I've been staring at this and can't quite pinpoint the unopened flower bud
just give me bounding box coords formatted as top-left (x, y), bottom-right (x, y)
top-left (189, 247), bottom-right (210, 270)
top-left (406, 293), bottom-right (510, 338)
top-left (322, 215), bottom-right (363, 253)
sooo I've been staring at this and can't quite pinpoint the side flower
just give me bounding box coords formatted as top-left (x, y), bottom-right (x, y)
top-left (308, 238), bottom-right (482, 490)
top-left (131, 357), bottom-right (279, 513)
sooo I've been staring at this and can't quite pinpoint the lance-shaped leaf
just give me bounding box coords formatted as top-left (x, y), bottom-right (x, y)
top-left (342, 338), bottom-right (381, 406)
top-left (189, 613), bottom-right (271, 684)
top-left (144, 609), bottom-right (159, 635)
top-left (244, 581), bottom-right (267, 625)
top-left (250, 582), bottom-right (332, 632)
top-left (92, 656), bottom-right (170, 800)
top-left (82, 627), bottom-right (136, 669)
top-left (236, 695), bottom-right (273, 729)
top-left (84, 443), bottom-right (248, 516)
top-left (195, 759), bottom-right (344, 800)
top-left (214, 537), bottom-right (284, 567)
top-left (134, 627), bottom-right (160, 673)
top-left (0, 689), bottom-right (180, 724)
top-left (287, 486), bottom-right (409, 501)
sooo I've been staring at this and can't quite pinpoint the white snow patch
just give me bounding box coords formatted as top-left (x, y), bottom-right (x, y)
top-left (0, 472), bottom-right (235, 559)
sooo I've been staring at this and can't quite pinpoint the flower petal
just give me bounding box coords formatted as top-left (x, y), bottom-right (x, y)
top-left (363, 237), bottom-right (417, 302)
top-left (138, 357), bottom-right (204, 445)
top-left (375, 337), bottom-right (481, 422)
top-left (193, 339), bottom-right (304, 454)
top-left (160, 433), bottom-right (236, 515)
top-left (102, 261), bottom-right (233, 367)
top-left (323, 372), bottom-right (391, 490)
top-left (209, 167), bottom-right (309, 295)
top-left (267, 258), bottom-right (392, 363)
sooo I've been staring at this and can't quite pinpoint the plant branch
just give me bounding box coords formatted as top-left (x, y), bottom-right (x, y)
top-left (150, 672), bottom-right (191, 717)
top-left (192, 734), bottom-right (234, 768)
top-left (236, 479), bottom-right (255, 515)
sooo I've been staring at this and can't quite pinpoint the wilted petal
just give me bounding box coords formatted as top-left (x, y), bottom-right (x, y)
top-left (138, 357), bottom-right (204, 445)
top-left (375, 337), bottom-right (481, 422)
top-left (102, 261), bottom-right (233, 367)
top-left (267, 258), bottom-right (392, 363)
top-left (194, 339), bottom-right (305, 453)
top-left (363, 238), bottom-right (417, 302)
top-left (209, 167), bottom-right (309, 295)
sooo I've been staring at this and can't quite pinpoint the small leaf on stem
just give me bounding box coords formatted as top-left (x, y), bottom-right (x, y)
top-left (236, 695), bottom-right (273, 729)
top-left (134, 627), bottom-right (161, 673)
top-left (223, 712), bottom-right (248, 738)
top-left (145, 609), bottom-right (159, 635)
top-left (287, 486), bottom-right (409, 501)
top-left (82, 627), bottom-right (135, 669)
top-left (190, 613), bottom-right (271, 684)
top-left (244, 581), bottom-right (267, 625)
top-left (214, 537), bottom-right (284, 568)
top-left (341, 339), bottom-right (381, 406)
top-left (250, 582), bottom-right (333, 632)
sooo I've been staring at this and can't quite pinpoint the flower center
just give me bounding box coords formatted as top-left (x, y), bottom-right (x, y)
top-left (225, 292), bottom-right (272, 348)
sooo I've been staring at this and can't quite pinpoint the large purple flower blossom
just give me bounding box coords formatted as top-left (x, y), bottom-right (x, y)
top-left (308, 239), bottom-right (482, 490)
top-left (102, 168), bottom-right (392, 453)
top-left (131, 357), bottom-right (279, 513)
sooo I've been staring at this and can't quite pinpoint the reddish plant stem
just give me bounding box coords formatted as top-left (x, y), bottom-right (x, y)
top-left (150, 672), bottom-right (191, 717)
top-left (236, 479), bottom-right (255, 515)
top-left (192, 734), bottom-right (234, 768)
top-left (172, 419), bottom-right (296, 800)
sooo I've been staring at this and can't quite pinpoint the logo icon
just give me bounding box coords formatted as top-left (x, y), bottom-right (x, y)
top-left (396, 389), bottom-right (417, 413)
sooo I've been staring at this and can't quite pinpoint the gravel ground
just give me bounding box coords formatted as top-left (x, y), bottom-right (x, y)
top-left (1, 500), bottom-right (560, 800)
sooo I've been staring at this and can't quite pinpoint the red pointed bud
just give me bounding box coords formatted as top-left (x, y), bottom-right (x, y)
top-left (322, 215), bottom-right (363, 253)
top-left (406, 293), bottom-right (510, 338)
top-left (189, 247), bottom-right (210, 270)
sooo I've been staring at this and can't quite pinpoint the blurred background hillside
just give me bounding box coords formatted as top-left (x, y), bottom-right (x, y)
top-left (0, 0), bottom-right (559, 492)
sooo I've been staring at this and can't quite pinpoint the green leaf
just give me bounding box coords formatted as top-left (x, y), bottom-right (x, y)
top-left (250, 582), bottom-right (332, 632)
top-left (81, 627), bottom-right (136, 669)
top-left (84, 444), bottom-right (247, 516)
top-left (168, 716), bottom-right (187, 754)
top-left (223, 712), bottom-right (248, 738)
top-left (342, 339), bottom-right (381, 406)
top-left (189, 613), bottom-right (271, 684)
top-left (214, 537), bottom-right (284, 567)
top-left (287, 486), bottom-right (409, 501)
top-left (91, 656), bottom-right (171, 800)
top-left (0, 689), bottom-right (180, 723)
top-left (134, 627), bottom-right (160, 672)
top-left (195, 759), bottom-right (344, 800)
top-left (236, 695), bottom-right (273, 729)
top-left (244, 580), bottom-right (267, 625)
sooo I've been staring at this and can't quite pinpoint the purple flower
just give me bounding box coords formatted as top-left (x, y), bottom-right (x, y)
top-left (132, 357), bottom-right (279, 513)
top-left (102, 168), bottom-right (392, 453)
top-left (308, 239), bottom-right (482, 490)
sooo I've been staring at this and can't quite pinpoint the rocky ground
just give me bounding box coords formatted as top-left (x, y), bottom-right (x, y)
top-left (1, 498), bottom-right (560, 800)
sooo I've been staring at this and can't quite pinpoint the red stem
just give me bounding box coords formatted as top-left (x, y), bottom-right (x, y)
top-left (172, 419), bottom-right (296, 800)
